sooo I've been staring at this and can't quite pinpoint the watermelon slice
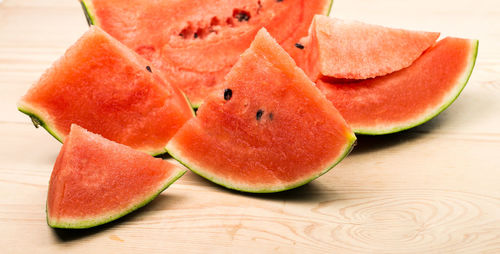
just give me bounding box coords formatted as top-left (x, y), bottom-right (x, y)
top-left (80, 0), bottom-right (332, 107)
top-left (317, 37), bottom-right (478, 134)
top-left (166, 29), bottom-right (356, 193)
top-left (18, 26), bottom-right (194, 156)
top-left (294, 15), bottom-right (440, 80)
top-left (47, 124), bottom-right (186, 229)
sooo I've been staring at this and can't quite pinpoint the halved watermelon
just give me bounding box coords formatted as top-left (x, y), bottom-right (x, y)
top-left (293, 15), bottom-right (440, 80)
top-left (317, 37), bottom-right (478, 134)
top-left (18, 26), bottom-right (194, 156)
top-left (47, 124), bottom-right (186, 229)
top-left (81, 0), bottom-right (332, 107)
top-left (166, 29), bottom-right (356, 193)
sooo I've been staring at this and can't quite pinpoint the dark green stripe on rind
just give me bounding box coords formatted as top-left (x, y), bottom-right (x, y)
top-left (18, 107), bottom-right (64, 143)
top-left (47, 169), bottom-right (186, 229)
top-left (354, 40), bottom-right (479, 135)
top-left (80, 0), bottom-right (96, 26)
top-left (166, 133), bottom-right (356, 193)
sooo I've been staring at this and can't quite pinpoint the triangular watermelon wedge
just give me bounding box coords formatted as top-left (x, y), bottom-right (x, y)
top-left (295, 15), bottom-right (440, 80)
top-left (18, 26), bottom-right (194, 156)
top-left (166, 29), bottom-right (356, 193)
top-left (47, 124), bottom-right (186, 229)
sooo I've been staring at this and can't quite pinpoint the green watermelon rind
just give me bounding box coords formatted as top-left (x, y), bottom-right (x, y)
top-left (18, 105), bottom-right (65, 143)
top-left (80, 0), bottom-right (97, 26)
top-left (165, 133), bottom-right (356, 193)
top-left (325, 0), bottom-right (334, 16)
top-left (47, 168), bottom-right (186, 229)
top-left (17, 104), bottom-right (170, 157)
top-left (354, 39), bottom-right (479, 135)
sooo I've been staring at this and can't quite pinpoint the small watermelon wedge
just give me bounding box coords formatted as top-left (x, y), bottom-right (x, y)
top-left (47, 124), bottom-right (186, 229)
top-left (166, 29), bottom-right (356, 193)
top-left (294, 15), bottom-right (440, 80)
top-left (80, 0), bottom-right (333, 107)
top-left (18, 26), bottom-right (194, 156)
top-left (317, 37), bottom-right (478, 134)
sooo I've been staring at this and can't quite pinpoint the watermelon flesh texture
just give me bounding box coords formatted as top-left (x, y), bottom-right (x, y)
top-left (82, 0), bottom-right (332, 107)
top-left (292, 15), bottom-right (440, 80)
top-left (317, 37), bottom-right (478, 134)
top-left (18, 26), bottom-right (194, 156)
top-left (166, 29), bottom-right (356, 193)
top-left (47, 124), bottom-right (186, 229)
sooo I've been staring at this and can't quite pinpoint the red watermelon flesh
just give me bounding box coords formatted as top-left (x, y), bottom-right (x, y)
top-left (18, 26), bottom-right (194, 156)
top-left (166, 29), bottom-right (356, 193)
top-left (47, 124), bottom-right (186, 229)
top-left (317, 37), bottom-right (478, 134)
top-left (293, 16), bottom-right (440, 80)
top-left (81, 0), bottom-right (332, 107)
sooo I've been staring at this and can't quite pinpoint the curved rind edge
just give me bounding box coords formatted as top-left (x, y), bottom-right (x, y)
top-left (18, 104), bottom-right (64, 143)
top-left (182, 91), bottom-right (198, 116)
top-left (80, 0), bottom-right (97, 26)
top-left (18, 103), bottom-right (168, 157)
top-left (353, 39), bottom-right (479, 135)
top-left (166, 132), bottom-right (356, 193)
top-left (326, 0), bottom-right (334, 16)
top-left (47, 168), bottom-right (186, 229)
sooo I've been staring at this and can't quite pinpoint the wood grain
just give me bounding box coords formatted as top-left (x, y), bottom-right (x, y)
top-left (1, 0), bottom-right (499, 253)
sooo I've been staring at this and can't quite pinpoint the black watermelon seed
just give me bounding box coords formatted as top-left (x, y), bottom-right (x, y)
top-left (146, 66), bottom-right (152, 73)
top-left (295, 43), bottom-right (304, 49)
top-left (268, 113), bottom-right (274, 120)
top-left (277, 0), bottom-right (283, 2)
top-left (236, 13), bottom-right (250, 22)
top-left (256, 110), bottom-right (264, 120)
top-left (224, 88), bottom-right (233, 101)
top-left (194, 33), bottom-right (198, 39)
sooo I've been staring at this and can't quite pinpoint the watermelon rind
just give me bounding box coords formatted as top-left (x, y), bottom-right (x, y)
top-left (18, 103), bottom-right (170, 157)
top-left (166, 133), bottom-right (356, 193)
top-left (18, 105), bottom-right (64, 143)
top-left (354, 40), bottom-right (479, 135)
top-left (80, 0), bottom-right (97, 26)
top-left (47, 168), bottom-right (186, 229)
top-left (325, 0), bottom-right (334, 16)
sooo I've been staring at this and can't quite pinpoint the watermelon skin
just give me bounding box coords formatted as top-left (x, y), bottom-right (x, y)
top-left (80, 0), bottom-right (333, 108)
top-left (293, 16), bottom-right (440, 80)
top-left (317, 37), bottom-right (479, 135)
top-left (18, 26), bottom-right (194, 156)
top-left (166, 29), bottom-right (356, 193)
top-left (47, 125), bottom-right (186, 229)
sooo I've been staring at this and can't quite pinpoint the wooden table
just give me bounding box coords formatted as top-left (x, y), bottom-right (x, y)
top-left (1, 0), bottom-right (499, 253)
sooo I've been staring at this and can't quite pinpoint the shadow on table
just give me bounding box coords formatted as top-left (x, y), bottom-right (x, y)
top-left (349, 113), bottom-right (447, 155)
top-left (51, 193), bottom-right (184, 242)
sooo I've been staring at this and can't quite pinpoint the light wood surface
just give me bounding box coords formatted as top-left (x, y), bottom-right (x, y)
top-left (1, 0), bottom-right (499, 253)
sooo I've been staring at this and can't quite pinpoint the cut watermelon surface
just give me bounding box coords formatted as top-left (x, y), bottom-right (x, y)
top-left (293, 15), bottom-right (440, 80)
top-left (47, 125), bottom-right (186, 229)
top-left (81, 0), bottom-right (332, 107)
top-left (317, 37), bottom-right (478, 134)
top-left (18, 26), bottom-right (194, 155)
top-left (166, 29), bottom-right (356, 193)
